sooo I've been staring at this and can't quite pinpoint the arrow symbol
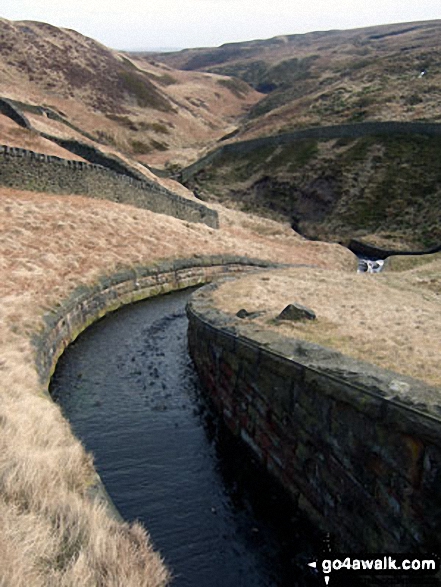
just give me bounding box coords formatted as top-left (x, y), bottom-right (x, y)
top-left (308, 561), bottom-right (317, 569)
top-left (324, 576), bottom-right (330, 585)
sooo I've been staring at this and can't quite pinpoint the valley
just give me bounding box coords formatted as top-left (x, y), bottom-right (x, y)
top-left (0, 14), bottom-right (440, 586)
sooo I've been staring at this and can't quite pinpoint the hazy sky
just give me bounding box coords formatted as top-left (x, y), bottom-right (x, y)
top-left (1, 0), bottom-right (440, 50)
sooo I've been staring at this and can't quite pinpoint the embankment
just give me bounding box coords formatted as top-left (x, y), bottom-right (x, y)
top-left (187, 280), bottom-right (441, 553)
top-left (349, 238), bottom-right (441, 260)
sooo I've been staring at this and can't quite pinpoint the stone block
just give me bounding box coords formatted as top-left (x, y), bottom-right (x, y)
top-left (304, 369), bottom-right (386, 419)
top-left (259, 350), bottom-right (304, 380)
top-left (240, 428), bottom-right (263, 460)
top-left (297, 385), bottom-right (332, 428)
top-left (382, 402), bottom-right (441, 444)
top-left (253, 369), bottom-right (292, 421)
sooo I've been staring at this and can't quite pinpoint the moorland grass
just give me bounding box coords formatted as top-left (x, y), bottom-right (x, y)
top-left (0, 186), bottom-right (351, 585)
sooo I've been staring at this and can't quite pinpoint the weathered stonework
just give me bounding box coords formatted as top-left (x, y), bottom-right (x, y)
top-left (187, 280), bottom-right (441, 553)
top-left (0, 145), bottom-right (219, 228)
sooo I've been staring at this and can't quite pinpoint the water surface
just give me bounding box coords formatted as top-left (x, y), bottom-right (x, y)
top-left (50, 288), bottom-right (322, 586)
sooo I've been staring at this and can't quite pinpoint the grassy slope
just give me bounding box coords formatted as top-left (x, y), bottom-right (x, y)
top-left (3, 18), bottom-right (440, 250)
top-left (156, 20), bottom-right (441, 137)
top-left (154, 20), bottom-right (441, 249)
top-left (0, 186), bottom-right (352, 586)
top-left (186, 134), bottom-right (441, 248)
top-left (212, 265), bottom-right (441, 387)
top-left (0, 18), bottom-right (262, 166)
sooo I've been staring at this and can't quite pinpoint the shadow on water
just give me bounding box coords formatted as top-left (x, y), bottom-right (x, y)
top-left (50, 287), bottom-right (325, 587)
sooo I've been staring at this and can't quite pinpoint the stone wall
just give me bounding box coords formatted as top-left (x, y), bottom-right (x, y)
top-left (40, 134), bottom-right (150, 181)
top-left (180, 121), bottom-right (441, 182)
top-left (180, 148), bottom-right (226, 182)
top-left (0, 97), bottom-right (31, 129)
top-left (0, 145), bottom-right (219, 228)
top-left (35, 256), bottom-right (278, 387)
top-left (187, 281), bottom-right (441, 553)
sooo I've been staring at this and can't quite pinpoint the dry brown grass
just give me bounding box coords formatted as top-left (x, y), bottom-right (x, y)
top-left (0, 17), bottom-right (262, 168)
top-left (0, 114), bottom-right (85, 160)
top-left (0, 185), bottom-right (352, 585)
top-left (159, 20), bottom-right (441, 141)
top-left (211, 267), bottom-right (441, 387)
top-left (2, 15), bottom-right (439, 581)
top-left (0, 343), bottom-right (170, 587)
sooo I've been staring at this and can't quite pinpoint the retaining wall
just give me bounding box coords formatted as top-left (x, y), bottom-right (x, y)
top-left (180, 121), bottom-right (441, 182)
top-left (187, 281), bottom-right (441, 553)
top-left (0, 145), bottom-right (219, 228)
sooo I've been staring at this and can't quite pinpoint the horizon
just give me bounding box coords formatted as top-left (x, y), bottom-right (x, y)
top-left (1, 0), bottom-right (440, 51)
top-left (130, 17), bottom-right (441, 54)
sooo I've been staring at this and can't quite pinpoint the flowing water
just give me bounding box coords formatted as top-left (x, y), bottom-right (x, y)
top-left (357, 256), bottom-right (384, 273)
top-left (50, 288), bottom-right (323, 587)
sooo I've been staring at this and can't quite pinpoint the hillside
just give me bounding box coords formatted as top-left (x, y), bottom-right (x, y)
top-left (0, 18), bottom-right (261, 167)
top-left (184, 133), bottom-right (441, 249)
top-left (153, 20), bottom-right (441, 139)
top-left (1, 17), bottom-right (441, 249)
top-left (149, 20), bottom-right (441, 249)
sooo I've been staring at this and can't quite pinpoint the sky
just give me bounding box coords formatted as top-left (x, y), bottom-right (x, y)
top-left (1, 0), bottom-right (440, 51)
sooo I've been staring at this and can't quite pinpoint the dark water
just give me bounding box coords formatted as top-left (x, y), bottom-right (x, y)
top-left (50, 288), bottom-right (323, 587)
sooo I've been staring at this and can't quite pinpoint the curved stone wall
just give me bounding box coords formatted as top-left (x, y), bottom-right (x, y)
top-left (180, 121), bottom-right (441, 182)
top-left (187, 280), bottom-right (441, 553)
top-left (0, 145), bottom-right (219, 228)
top-left (35, 256), bottom-right (279, 391)
top-left (33, 256), bottom-right (279, 519)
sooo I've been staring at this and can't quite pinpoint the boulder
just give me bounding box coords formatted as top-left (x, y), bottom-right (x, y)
top-left (236, 308), bottom-right (265, 320)
top-left (277, 303), bottom-right (316, 321)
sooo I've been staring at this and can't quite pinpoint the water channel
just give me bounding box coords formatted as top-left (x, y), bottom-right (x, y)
top-left (50, 287), bottom-right (324, 587)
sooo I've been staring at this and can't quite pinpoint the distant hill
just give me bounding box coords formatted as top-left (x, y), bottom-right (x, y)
top-left (153, 20), bottom-right (441, 140)
top-left (184, 132), bottom-right (441, 249)
top-left (0, 18), bottom-right (261, 167)
top-left (1, 17), bottom-right (441, 250)
top-left (148, 20), bottom-right (441, 249)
